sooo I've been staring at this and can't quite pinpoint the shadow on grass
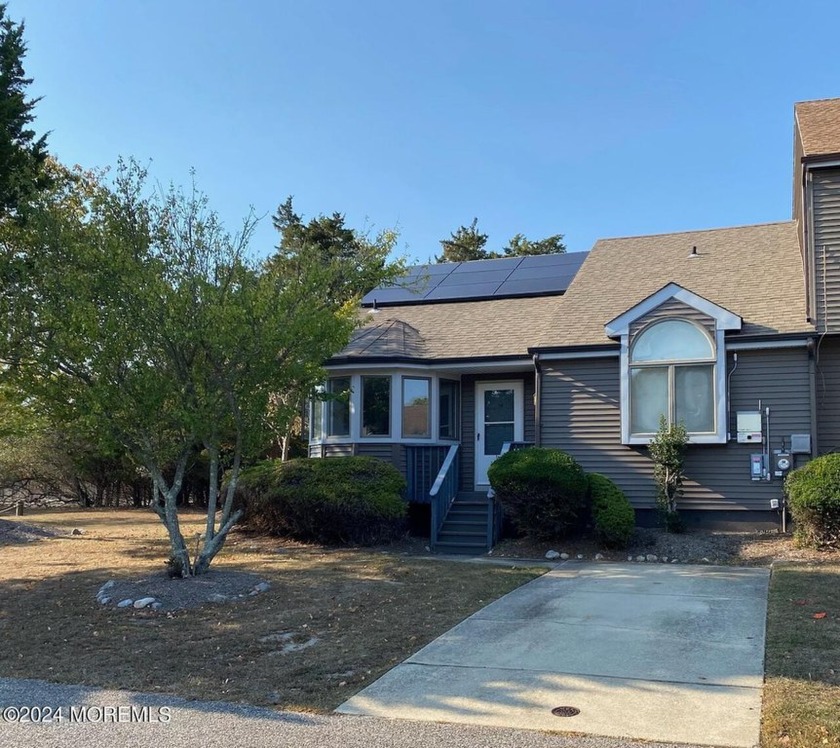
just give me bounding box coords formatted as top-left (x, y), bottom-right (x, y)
top-left (0, 553), bottom-right (539, 714)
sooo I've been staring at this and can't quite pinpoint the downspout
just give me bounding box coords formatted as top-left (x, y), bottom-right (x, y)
top-left (808, 337), bottom-right (819, 457)
top-left (533, 352), bottom-right (542, 447)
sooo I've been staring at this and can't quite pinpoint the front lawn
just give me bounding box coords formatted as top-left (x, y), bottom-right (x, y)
top-left (0, 509), bottom-right (540, 711)
top-left (763, 563), bottom-right (840, 748)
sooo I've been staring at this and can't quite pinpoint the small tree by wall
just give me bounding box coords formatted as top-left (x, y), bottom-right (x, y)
top-left (648, 416), bottom-right (688, 533)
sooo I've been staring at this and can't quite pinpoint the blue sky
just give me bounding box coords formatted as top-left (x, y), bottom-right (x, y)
top-left (13, 0), bottom-right (840, 263)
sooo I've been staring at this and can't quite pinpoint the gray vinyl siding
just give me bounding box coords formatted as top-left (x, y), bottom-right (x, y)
top-left (630, 298), bottom-right (715, 337)
top-left (354, 442), bottom-right (403, 471)
top-left (541, 348), bottom-right (811, 511)
top-left (321, 444), bottom-right (353, 458)
top-left (311, 442), bottom-right (403, 470)
top-left (816, 335), bottom-right (840, 454)
top-left (811, 168), bottom-right (840, 331)
top-left (460, 373), bottom-right (535, 491)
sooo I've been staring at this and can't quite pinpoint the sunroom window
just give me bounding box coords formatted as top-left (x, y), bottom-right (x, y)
top-left (326, 377), bottom-right (351, 436)
top-left (438, 379), bottom-right (460, 440)
top-left (629, 319), bottom-right (715, 436)
top-left (362, 375), bottom-right (391, 436)
top-left (402, 377), bottom-right (430, 438)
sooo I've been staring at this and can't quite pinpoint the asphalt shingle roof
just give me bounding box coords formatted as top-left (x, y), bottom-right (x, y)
top-left (334, 221), bottom-right (811, 362)
top-left (796, 98), bottom-right (840, 157)
top-left (334, 294), bottom-right (563, 361)
top-left (538, 221), bottom-right (811, 348)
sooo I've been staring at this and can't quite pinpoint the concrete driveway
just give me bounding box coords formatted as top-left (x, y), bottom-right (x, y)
top-left (337, 562), bottom-right (770, 748)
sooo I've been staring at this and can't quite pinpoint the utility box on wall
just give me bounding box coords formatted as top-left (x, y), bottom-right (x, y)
top-left (736, 411), bottom-right (762, 443)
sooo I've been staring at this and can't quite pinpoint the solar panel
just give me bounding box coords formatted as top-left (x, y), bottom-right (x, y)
top-left (361, 251), bottom-right (588, 307)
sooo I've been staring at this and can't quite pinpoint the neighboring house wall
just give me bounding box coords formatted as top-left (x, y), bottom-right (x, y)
top-left (541, 347), bottom-right (811, 513)
top-left (810, 167), bottom-right (840, 331)
top-left (460, 372), bottom-right (535, 491)
top-left (816, 335), bottom-right (840, 454)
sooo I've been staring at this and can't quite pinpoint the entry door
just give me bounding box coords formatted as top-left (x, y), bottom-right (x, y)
top-left (475, 381), bottom-right (524, 487)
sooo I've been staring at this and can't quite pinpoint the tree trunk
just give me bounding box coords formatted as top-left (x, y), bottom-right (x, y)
top-left (148, 451), bottom-right (192, 577)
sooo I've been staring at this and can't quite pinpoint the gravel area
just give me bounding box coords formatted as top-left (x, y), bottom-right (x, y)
top-left (96, 570), bottom-right (270, 612)
top-left (492, 527), bottom-right (840, 566)
top-left (0, 518), bottom-right (63, 545)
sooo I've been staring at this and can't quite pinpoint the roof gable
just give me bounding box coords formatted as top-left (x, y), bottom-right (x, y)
top-left (605, 283), bottom-right (742, 338)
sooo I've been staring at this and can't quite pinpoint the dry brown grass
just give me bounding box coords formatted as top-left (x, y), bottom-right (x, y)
top-left (762, 563), bottom-right (840, 748)
top-left (0, 508), bottom-right (540, 711)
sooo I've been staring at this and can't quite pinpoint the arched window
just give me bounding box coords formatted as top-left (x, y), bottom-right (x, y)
top-left (629, 319), bottom-right (716, 436)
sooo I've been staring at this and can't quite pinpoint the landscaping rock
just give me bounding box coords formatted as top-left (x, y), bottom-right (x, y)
top-left (646, 554), bottom-right (658, 562)
top-left (662, 556), bottom-right (669, 563)
top-left (576, 554), bottom-right (584, 559)
top-left (627, 556), bottom-right (633, 561)
top-left (209, 593), bottom-right (229, 603)
top-left (151, 602), bottom-right (163, 610)
top-left (544, 550), bottom-right (560, 560)
top-left (702, 557), bottom-right (711, 564)
top-left (133, 597), bottom-right (156, 609)
top-left (671, 558), bottom-right (679, 563)
top-left (252, 581), bottom-right (270, 594)
top-left (71, 528), bottom-right (84, 535)
top-left (99, 597), bottom-right (111, 605)
top-left (559, 552), bottom-right (570, 560)
top-left (636, 555), bottom-right (646, 562)
top-left (595, 553), bottom-right (604, 560)
top-left (117, 599), bottom-right (134, 608)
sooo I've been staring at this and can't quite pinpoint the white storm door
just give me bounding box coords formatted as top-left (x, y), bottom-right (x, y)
top-left (475, 381), bottom-right (524, 487)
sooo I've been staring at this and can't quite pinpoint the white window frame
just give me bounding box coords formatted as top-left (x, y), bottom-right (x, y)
top-left (605, 284), bottom-right (742, 446)
top-left (309, 370), bottom-right (465, 446)
top-left (625, 319), bottom-right (720, 443)
top-left (401, 376), bottom-right (432, 439)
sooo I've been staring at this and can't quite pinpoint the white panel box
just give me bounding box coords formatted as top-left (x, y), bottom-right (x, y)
top-left (736, 411), bottom-right (762, 443)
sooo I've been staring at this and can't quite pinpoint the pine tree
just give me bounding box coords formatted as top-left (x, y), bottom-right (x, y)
top-left (0, 3), bottom-right (50, 218)
top-left (436, 218), bottom-right (495, 263)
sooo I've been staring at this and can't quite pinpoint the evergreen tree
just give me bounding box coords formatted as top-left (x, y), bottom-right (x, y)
top-left (436, 218), bottom-right (496, 263)
top-left (0, 3), bottom-right (50, 218)
top-left (270, 196), bottom-right (396, 299)
top-left (503, 232), bottom-right (566, 256)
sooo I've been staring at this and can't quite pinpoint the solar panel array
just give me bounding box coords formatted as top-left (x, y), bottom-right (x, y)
top-left (362, 252), bottom-right (588, 306)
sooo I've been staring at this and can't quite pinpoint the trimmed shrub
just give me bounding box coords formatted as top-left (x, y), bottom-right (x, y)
top-left (236, 456), bottom-right (407, 545)
top-left (487, 447), bottom-right (588, 540)
top-left (785, 453), bottom-right (840, 549)
top-left (588, 473), bottom-right (635, 548)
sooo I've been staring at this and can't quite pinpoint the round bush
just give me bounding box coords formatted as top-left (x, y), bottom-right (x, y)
top-left (785, 453), bottom-right (840, 549)
top-left (487, 447), bottom-right (588, 540)
top-left (236, 456), bottom-right (407, 545)
top-left (588, 473), bottom-right (635, 548)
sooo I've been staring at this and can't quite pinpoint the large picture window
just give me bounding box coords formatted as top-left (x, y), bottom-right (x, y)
top-left (402, 377), bottom-right (430, 438)
top-left (629, 319), bottom-right (715, 436)
top-left (362, 375), bottom-right (391, 436)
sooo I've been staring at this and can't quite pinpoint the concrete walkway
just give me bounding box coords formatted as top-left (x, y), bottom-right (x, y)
top-left (337, 561), bottom-right (770, 748)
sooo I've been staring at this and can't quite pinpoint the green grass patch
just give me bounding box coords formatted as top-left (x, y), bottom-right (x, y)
top-left (763, 563), bottom-right (840, 747)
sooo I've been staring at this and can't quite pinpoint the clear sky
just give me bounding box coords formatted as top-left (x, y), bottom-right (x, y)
top-left (12, 0), bottom-right (840, 263)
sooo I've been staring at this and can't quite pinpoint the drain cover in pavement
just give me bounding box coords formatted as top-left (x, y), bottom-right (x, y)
top-left (551, 706), bottom-right (580, 717)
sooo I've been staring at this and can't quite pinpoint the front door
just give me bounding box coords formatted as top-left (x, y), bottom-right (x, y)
top-left (475, 381), bottom-right (524, 487)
